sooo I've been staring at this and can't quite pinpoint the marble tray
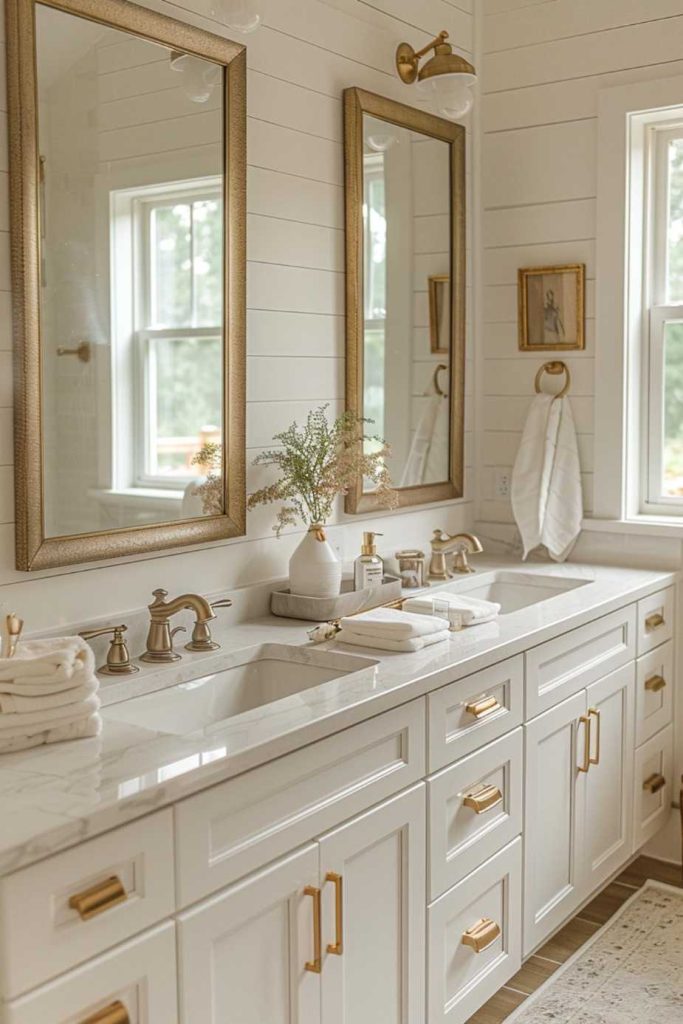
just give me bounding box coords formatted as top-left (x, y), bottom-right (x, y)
top-left (271, 575), bottom-right (402, 621)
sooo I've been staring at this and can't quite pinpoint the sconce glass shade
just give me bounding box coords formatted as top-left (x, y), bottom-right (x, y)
top-left (417, 71), bottom-right (475, 120)
top-left (211, 0), bottom-right (262, 33)
top-left (170, 52), bottom-right (221, 103)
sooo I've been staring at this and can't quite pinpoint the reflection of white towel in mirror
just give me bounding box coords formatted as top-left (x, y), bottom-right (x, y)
top-left (400, 391), bottom-right (449, 487)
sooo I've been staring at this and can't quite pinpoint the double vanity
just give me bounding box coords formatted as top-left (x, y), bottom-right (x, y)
top-left (0, 560), bottom-right (676, 1024)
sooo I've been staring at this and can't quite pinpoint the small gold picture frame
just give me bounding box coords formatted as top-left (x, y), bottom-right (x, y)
top-left (518, 263), bottom-right (585, 351)
top-left (428, 274), bottom-right (450, 355)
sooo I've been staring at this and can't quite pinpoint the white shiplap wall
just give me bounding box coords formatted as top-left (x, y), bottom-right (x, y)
top-left (0, 0), bottom-right (476, 630)
top-left (477, 0), bottom-right (683, 534)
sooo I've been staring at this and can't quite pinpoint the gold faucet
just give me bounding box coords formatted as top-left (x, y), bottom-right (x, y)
top-left (428, 530), bottom-right (483, 580)
top-left (140, 589), bottom-right (224, 664)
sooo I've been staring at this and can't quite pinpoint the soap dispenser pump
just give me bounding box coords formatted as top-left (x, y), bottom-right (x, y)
top-left (354, 532), bottom-right (384, 590)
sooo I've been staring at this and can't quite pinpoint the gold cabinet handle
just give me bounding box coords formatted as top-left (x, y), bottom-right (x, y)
top-left (68, 876), bottom-right (127, 921)
top-left (80, 1002), bottom-right (129, 1024)
top-left (326, 872), bottom-right (344, 955)
top-left (304, 886), bottom-right (322, 973)
top-left (578, 714), bottom-right (591, 773)
top-left (645, 674), bottom-right (666, 693)
top-left (461, 917), bottom-right (501, 953)
top-left (643, 772), bottom-right (666, 794)
top-left (463, 783), bottom-right (503, 814)
top-left (645, 611), bottom-right (665, 632)
top-left (588, 707), bottom-right (601, 766)
top-left (465, 695), bottom-right (501, 719)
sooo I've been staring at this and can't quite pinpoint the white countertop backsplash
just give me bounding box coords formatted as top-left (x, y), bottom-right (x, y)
top-left (0, 558), bottom-right (676, 876)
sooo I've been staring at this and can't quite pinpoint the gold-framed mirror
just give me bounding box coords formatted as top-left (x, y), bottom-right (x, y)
top-left (7, 0), bottom-right (246, 570)
top-left (343, 87), bottom-right (466, 513)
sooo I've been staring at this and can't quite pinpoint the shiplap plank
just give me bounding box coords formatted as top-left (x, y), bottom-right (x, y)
top-left (247, 70), bottom-right (343, 142)
top-left (247, 310), bottom-right (343, 358)
top-left (98, 109), bottom-right (221, 162)
top-left (0, 466), bottom-right (13, 525)
top-left (484, 241), bottom-right (596, 286)
top-left (484, 0), bottom-right (554, 13)
top-left (247, 263), bottom-right (344, 314)
top-left (248, 119), bottom-right (343, 186)
top-left (247, 167), bottom-right (342, 230)
top-left (248, 356), bottom-right (343, 402)
top-left (246, 399), bottom-right (344, 448)
top-left (485, 320), bottom-right (596, 359)
top-left (484, 199), bottom-right (596, 248)
top-left (247, 213), bottom-right (343, 272)
top-left (0, 291), bottom-right (10, 349)
top-left (483, 396), bottom-right (595, 434)
top-left (484, 357), bottom-right (595, 396)
top-left (359, 0), bottom-right (472, 51)
top-left (0, 408), bottom-right (12, 465)
top-left (482, 430), bottom-right (594, 470)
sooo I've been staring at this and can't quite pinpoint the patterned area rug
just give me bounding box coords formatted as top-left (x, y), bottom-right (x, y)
top-left (508, 882), bottom-right (683, 1023)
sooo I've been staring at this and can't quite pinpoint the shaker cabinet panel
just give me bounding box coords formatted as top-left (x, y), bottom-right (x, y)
top-left (636, 641), bottom-right (674, 746)
top-left (634, 724), bottom-right (674, 849)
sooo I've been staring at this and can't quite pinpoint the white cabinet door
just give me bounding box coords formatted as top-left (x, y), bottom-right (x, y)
top-left (319, 784), bottom-right (426, 1024)
top-left (584, 664), bottom-right (635, 893)
top-left (524, 691), bottom-right (587, 956)
top-left (177, 844), bottom-right (321, 1024)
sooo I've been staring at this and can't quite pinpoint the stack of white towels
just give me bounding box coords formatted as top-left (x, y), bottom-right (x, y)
top-left (0, 637), bottom-right (101, 754)
top-left (335, 608), bottom-right (451, 653)
top-left (403, 592), bottom-right (500, 626)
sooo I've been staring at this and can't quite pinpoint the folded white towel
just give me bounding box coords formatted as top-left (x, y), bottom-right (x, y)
top-left (0, 679), bottom-right (98, 714)
top-left (339, 608), bottom-right (449, 640)
top-left (0, 637), bottom-right (95, 685)
top-left (511, 394), bottom-right (583, 562)
top-left (0, 695), bottom-right (101, 736)
top-left (0, 713), bottom-right (102, 754)
top-left (403, 592), bottom-right (500, 626)
top-left (336, 628), bottom-right (450, 653)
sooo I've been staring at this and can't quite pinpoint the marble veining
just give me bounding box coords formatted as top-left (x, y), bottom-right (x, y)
top-left (0, 559), bottom-right (676, 876)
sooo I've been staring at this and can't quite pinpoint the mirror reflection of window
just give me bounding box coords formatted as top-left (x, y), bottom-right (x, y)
top-left (363, 152), bottom-right (387, 446)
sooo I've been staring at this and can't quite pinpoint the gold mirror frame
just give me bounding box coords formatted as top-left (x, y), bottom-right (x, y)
top-left (343, 87), bottom-right (466, 513)
top-left (6, 0), bottom-right (247, 570)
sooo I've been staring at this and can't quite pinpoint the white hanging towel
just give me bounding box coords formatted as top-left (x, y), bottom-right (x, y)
top-left (511, 394), bottom-right (583, 562)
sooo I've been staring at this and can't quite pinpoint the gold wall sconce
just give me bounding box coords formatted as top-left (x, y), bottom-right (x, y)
top-left (395, 30), bottom-right (476, 120)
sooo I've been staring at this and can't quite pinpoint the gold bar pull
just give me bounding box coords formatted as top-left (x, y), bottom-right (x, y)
top-left (304, 886), bottom-right (322, 973)
top-left (465, 695), bottom-right (500, 719)
top-left (589, 707), bottom-right (601, 766)
top-left (643, 772), bottom-right (666, 794)
top-left (326, 872), bottom-right (344, 955)
top-left (645, 674), bottom-right (666, 693)
top-left (645, 611), bottom-right (665, 632)
top-left (578, 714), bottom-right (591, 773)
top-left (461, 917), bottom-right (501, 953)
top-left (463, 783), bottom-right (503, 814)
top-left (80, 1002), bottom-right (129, 1024)
top-left (68, 876), bottom-right (127, 921)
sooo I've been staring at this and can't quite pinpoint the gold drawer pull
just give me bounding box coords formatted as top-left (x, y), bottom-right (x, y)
top-left (643, 772), bottom-right (666, 794)
top-left (326, 872), bottom-right (344, 955)
top-left (68, 876), bottom-right (127, 921)
top-left (589, 707), bottom-right (601, 766)
top-left (304, 886), bottom-right (322, 973)
top-left (578, 714), bottom-right (591, 773)
top-left (645, 611), bottom-right (665, 632)
top-left (463, 783), bottom-right (503, 814)
top-left (80, 1002), bottom-right (129, 1024)
top-left (462, 917), bottom-right (501, 953)
top-left (465, 695), bottom-right (500, 719)
top-left (645, 674), bottom-right (666, 693)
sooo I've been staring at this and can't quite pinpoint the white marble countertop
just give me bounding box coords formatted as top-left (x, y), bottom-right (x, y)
top-left (0, 558), bottom-right (676, 876)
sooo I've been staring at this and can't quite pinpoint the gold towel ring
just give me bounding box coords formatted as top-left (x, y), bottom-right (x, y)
top-left (434, 363), bottom-right (448, 397)
top-left (534, 360), bottom-right (570, 398)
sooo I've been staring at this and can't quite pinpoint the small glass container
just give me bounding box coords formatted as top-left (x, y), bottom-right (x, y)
top-left (395, 549), bottom-right (425, 589)
top-left (432, 596), bottom-right (463, 632)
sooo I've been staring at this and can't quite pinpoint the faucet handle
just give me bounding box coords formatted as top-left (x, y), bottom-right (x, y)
top-left (211, 599), bottom-right (233, 610)
top-left (186, 598), bottom-right (231, 653)
top-left (80, 624), bottom-right (139, 676)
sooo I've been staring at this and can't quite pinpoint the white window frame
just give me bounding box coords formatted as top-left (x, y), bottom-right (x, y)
top-left (110, 176), bottom-right (222, 495)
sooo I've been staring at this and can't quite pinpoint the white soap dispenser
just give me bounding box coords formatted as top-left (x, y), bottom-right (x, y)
top-left (354, 532), bottom-right (384, 590)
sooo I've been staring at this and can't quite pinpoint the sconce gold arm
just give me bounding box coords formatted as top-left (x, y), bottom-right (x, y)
top-left (645, 611), bottom-right (665, 632)
top-left (57, 340), bottom-right (91, 363)
top-left (588, 707), bottom-right (601, 766)
top-left (326, 872), bottom-right (344, 956)
top-left (578, 714), bottom-right (591, 773)
top-left (645, 674), bottom-right (667, 693)
top-left (465, 695), bottom-right (500, 719)
top-left (461, 917), bottom-right (501, 953)
top-left (396, 30), bottom-right (475, 85)
top-left (80, 1003), bottom-right (129, 1024)
top-left (304, 886), bottom-right (322, 973)
top-left (68, 876), bottom-right (127, 921)
top-left (643, 773), bottom-right (666, 794)
top-left (463, 784), bottom-right (503, 814)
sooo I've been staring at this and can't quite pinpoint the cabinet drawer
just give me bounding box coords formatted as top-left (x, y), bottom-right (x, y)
top-left (525, 606), bottom-right (636, 718)
top-left (427, 838), bottom-right (522, 1024)
top-left (636, 642), bottom-right (674, 746)
top-left (637, 588), bottom-right (674, 656)
top-left (0, 809), bottom-right (175, 999)
top-left (1, 922), bottom-right (178, 1024)
top-left (633, 724), bottom-right (673, 850)
top-left (175, 699), bottom-right (425, 906)
top-left (428, 729), bottom-right (522, 900)
top-left (428, 656), bottom-right (523, 773)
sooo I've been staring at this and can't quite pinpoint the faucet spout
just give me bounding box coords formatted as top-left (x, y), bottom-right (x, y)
top-left (149, 589), bottom-right (215, 624)
top-left (428, 531), bottom-right (483, 579)
top-left (141, 589), bottom-right (217, 664)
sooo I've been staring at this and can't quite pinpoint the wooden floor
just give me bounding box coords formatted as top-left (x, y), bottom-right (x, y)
top-left (466, 857), bottom-right (683, 1024)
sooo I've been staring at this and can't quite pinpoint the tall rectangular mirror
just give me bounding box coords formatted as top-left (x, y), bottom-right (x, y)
top-left (7, 0), bottom-right (246, 569)
top-left (344, 88), bottom-right (465, 512)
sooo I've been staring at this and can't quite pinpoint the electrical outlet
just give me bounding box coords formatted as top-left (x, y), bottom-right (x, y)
top-left (494, 470), bottom-right (511, 499)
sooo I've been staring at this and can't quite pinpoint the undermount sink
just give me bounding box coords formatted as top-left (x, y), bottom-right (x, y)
top-left (438, 570), bottom-right (590, 614)
top-left (103, 643), bottom-right (377, 736)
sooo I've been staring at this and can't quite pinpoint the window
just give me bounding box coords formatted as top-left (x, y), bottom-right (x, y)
top-left (362, 152), bottom-right (386, 443)
top-left (110, 178), bottom-right (223, 494)
top-left (644, 122), bottom-right (683, 512)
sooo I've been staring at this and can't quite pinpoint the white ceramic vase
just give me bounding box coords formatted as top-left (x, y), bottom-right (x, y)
top-left (289, 524), bottom-right (342, 599)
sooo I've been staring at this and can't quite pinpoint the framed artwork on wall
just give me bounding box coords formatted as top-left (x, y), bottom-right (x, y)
top-left (518, 263), bottom-right (585, 352)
